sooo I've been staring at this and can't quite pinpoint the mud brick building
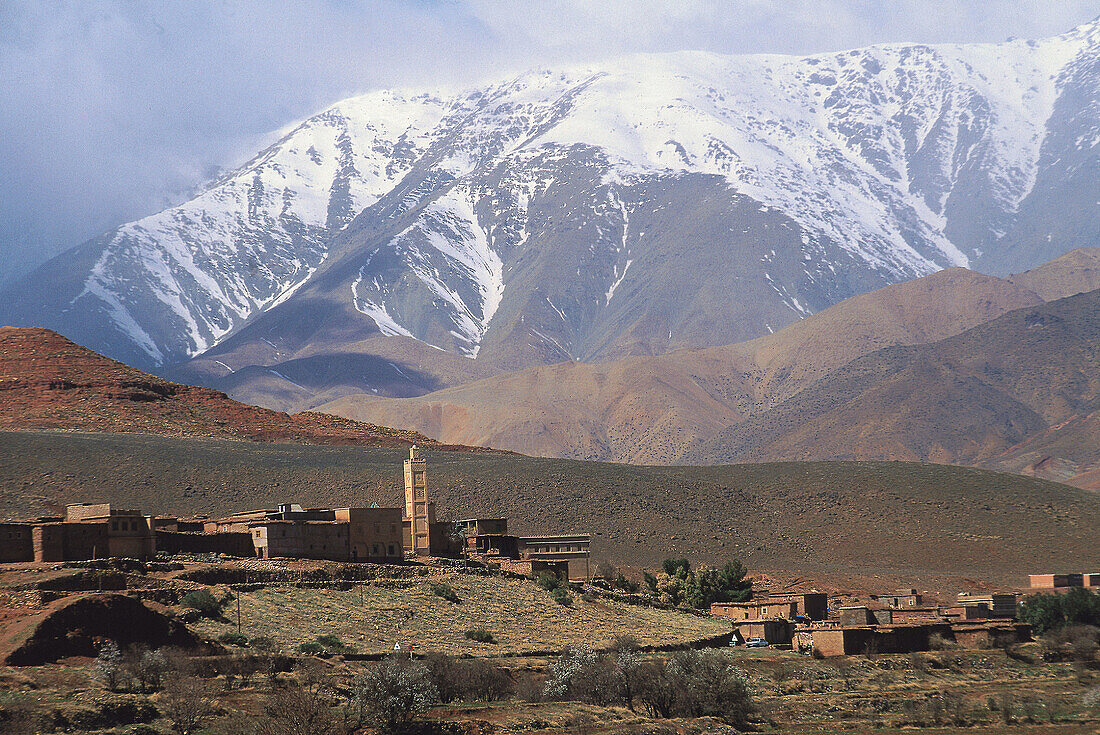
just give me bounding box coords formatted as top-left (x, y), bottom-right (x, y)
top-left (712, 599), bottom-right (799, 622)
top-left (874, 589), bottom-right (923, 608)
top-left (1029, 573), bottom-right (1086, 588)
top-left (956, 592), bottom-right (1018, 617)
top-left (0, 523), bottom-right (33, 563)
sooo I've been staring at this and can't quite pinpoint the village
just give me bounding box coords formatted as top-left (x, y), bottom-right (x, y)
top-left (0, 446), bottom-right (1093, 663)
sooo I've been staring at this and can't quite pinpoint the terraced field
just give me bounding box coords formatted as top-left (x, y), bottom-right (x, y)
top-left (191, 575), bottom-right (730, 656)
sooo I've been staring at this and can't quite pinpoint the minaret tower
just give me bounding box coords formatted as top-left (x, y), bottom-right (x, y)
top-left (403, 445), bottom-right (434, 556)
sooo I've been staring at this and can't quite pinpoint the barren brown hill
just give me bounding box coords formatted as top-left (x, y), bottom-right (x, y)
top-left (690, 287), bottom-right (1100, 483)
top-left (0, 326), bottom-right (470, 449)
top-left (321, 267), bottom-right (1044, 462)
top-left (2, 430), bottom-right (1098, 586)
top-left (1006, 247), bottom-right (1100, 301)
top-left (979, 409), bottom-right (1100, 490)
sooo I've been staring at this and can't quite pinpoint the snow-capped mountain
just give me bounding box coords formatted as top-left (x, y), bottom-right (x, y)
top-left (2, 19), bottom-right (1097, 393)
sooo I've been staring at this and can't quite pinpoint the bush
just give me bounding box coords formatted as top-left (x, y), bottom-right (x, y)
top-left (465, 628), bottom-right (496, 644)
top-left (534, 571), bottom-right (564, 592)
top-left (124, 646), bottom-right (170, 692)
top-left (429, 581), bottom-right (460, 603)
top-left (1020, 588), bottom-right (1100, 635)
top-left (613, 572), bottom-right (640, 593)
top-left (181, 589), bottom-right (224, 618)
top-left (219, 632), bottom-right (249, 647)
top-left (552, 587), bottom-right (574, 606)
top-left (638, 650), bottom-right (754, 726)
top-left (297, 642), bottom-right (324, 655)
top-left (462, 658), bottom-right (513, 701)
top-left (354, 656), bottom-right (437, 734)
top-left (160, 674), bottom-right (217, 735)
top-left (315, 634), bottom-right (356, 653)
top-left (643, 572), bottom-right (659, 595)
top-left (95, 640), bottom-right (126, 691)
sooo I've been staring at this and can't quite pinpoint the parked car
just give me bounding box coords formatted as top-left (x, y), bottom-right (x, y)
top-left (745, 638), bottom-right (769, 648)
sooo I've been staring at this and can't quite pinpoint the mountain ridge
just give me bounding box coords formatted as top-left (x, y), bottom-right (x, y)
top-left (1, 18), bottom-right (1097, 412)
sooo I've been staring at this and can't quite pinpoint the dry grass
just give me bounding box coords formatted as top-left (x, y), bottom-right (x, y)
top-left (191, 575), bottom-right (729, 655)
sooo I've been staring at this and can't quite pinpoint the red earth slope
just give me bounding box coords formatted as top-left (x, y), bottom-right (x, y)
top-left (0, 326), bottom-right (477, 450)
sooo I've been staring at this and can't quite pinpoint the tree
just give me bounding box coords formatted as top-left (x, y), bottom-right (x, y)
top-left (95, 640), bottom-right (126, 692)
top-left (1020, 588), bottom-right (1100, 635)
top-left (160, 674), bottom-right (217, 735)
top-left (354, 656), bottom-right (437, 734)
top-left (662, 559), bottom-right (691, 578)
top-left (665, 650), bottom-right (754, 726)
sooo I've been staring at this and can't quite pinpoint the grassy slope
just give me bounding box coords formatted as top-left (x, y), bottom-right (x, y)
top-left (190, 576), bottom-right (729, 656)
top-left (2, 430), bottom-right (1097, 584)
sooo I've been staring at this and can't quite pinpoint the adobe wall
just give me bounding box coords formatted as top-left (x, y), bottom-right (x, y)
top-left (0, 523), bottom-right (33, 563)
top-left (155, 530), bottom-right (254, 557)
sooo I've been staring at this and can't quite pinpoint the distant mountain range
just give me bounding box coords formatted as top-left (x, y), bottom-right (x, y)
top-left (0, 18), bottom-right (1097, 419)
top-left (324, 249), bottom-right (1100, 490)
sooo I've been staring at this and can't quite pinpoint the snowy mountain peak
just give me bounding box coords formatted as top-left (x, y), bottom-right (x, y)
top-left (4, 23), bottom-right (1097, 377)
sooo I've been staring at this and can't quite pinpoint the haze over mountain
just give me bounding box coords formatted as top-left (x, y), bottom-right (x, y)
top-left (1, 18), bottom-right (1097, 416)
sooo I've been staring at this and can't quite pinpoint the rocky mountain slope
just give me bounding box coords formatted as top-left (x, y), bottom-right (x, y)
top-left (688, 285), bottom-right (1100, 487)
top-left (1, 19), bottom-right (1097, 412)
top-left (0, 326), bottom-right (468, 449)
top-left (319, 251), bottom-right (1100, 463)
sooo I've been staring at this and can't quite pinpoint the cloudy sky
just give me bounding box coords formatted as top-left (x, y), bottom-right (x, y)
top-left (1, 0), bottom-right (1097, 284)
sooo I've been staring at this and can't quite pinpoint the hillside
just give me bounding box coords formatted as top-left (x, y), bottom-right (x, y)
top-left (2, 430), bottom-right (1097, 585)
top-left (320, 266), bottom-right (1045, 462)
top-left (1, 20), bottom-right (1097, 416)
top-left (690, 287), bottom-right (1100, 482)
top-left (0, 326), bottom-right (462, 449)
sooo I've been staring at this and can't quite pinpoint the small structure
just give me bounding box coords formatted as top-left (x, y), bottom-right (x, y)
top-left (876, 588), bottom-right (923, 608)
top-left (733, 619), bottom-right (793, 645)
top-left (1029, 573), bottom-right (1085, 589)
top-left (956, 592), bottom-right (1018, 618)
top-left (712, 600), bottom-right (798, 622)
top-left (765, 592), bottom-right (829, 620)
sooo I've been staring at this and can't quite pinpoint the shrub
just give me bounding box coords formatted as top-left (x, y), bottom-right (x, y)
top-left (423, 651), bottom-right (462, 703)
top-left (297, 642), bottom-right (324, 655)
top-left (219, 632), bottom-right (249, 647)
top-left (643, 571), bottom-right (659, 595)
top-left (662, 559), bottom-right (691, 578)
top-left (354, 656), bottom-right (437, 734)
top-left (552, 587), bottom-right (573, 606)
top-left (429, 581), bottom-right (460, 603)
top-left (594, 560), bottom-right (617, 580)
top-left (613, 572), bottom-right (640, 593)
top-left (125, 646), bottom-right (170, 692)
top-left (1020, 588), bottom-right (1100, 635)
top-left (181, 589), bottom-right (223, 618)
top-left (462, 658), bottom-right (513, 701)
top-left (464, 628), bottom-right (496, 644)
top-left (315, 634), bottom-right (356, 653)
top-left (534, 571), bottom-right (563, 592)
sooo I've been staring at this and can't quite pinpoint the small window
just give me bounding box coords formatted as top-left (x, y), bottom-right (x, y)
top-left (388, 544), bottom-right (395, 555)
